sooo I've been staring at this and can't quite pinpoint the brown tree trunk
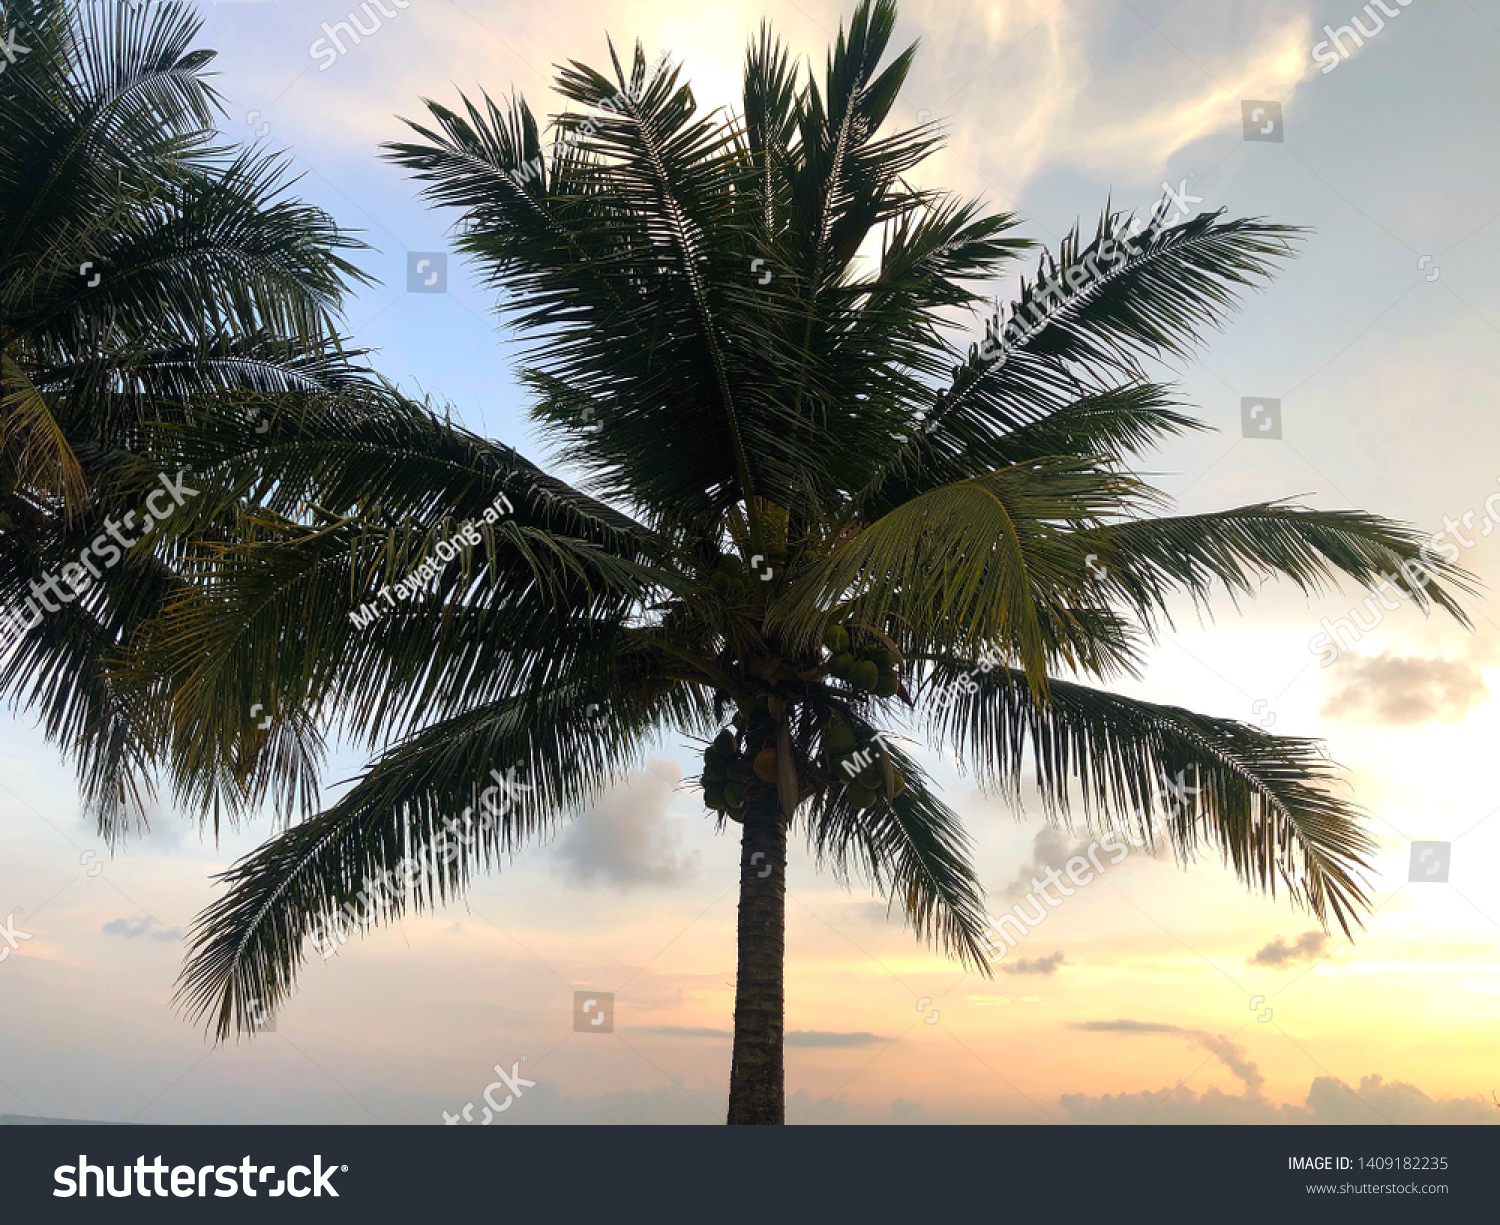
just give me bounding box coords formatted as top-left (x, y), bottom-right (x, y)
top-left (726, 800), bottom-right (786, 1124)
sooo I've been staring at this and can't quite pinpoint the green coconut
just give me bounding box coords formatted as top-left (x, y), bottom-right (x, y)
top-left (825, 721), bottom-right (857, 754)
top-left (874, 669), bottom-right (900, 698)
top-left (829, 652), bottom-right (856, 679)
top-left (849, 659), bottom-right (880, 692)
top-left (845, 782), bottom-right (878, 809)
top-left (822, 624), bottom-right (851, 654)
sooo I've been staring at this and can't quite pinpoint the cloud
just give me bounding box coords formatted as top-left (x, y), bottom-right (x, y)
top-left (1072, 1020), bottom-right (1263, 1095)
top-left (414, 1072), bottom-right (1492, 1127)
top-left (1000, 951), bottom-right (1066, 976)
top-left (997, 822), bottom-right (1165, 903)
top-left (101, 916), bottom-right (184, 943)
top-left (1060, 1085), bottom-right (1279, 1124)
top-left (550, 757), bottom-right (700, 890)
top-left (788, 1091), bottom-right (935, 1125)
top-left (784, 1031), bottom-right (887, 1048)
top-left (1319, 652), bottom-right (1489, 726)
top-left (638, 1026), bottom-right (732, 1040)
top-left (1249, 930), bottom-right (1328, 967)
top-left (890, 1097), bottom-right (923, 1122)
top-left (1000, 828), bottom-right (1091, 901)
top-left (1060, 1075), bottom-right (1494, 1125)
top-left (1300, 1074), bottom-right (1493, 1125)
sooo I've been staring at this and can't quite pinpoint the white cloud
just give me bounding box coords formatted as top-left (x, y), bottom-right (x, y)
top-left (1319, 651), bottom-right (1490, 726)
top-left (549, 757), bottom-right (701, 890)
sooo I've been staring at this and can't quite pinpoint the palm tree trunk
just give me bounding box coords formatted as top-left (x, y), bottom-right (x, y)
top-left (726, 800), bottom-right (786, 1124)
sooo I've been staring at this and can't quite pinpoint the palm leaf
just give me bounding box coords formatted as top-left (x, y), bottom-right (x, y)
top-left (926, 664), bottom-right (1374, 935)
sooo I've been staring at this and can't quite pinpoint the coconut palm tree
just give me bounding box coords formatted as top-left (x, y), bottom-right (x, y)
top-left (0, 0), bottom-right (370, 833)
top-left (155, 0), bottom-right (1470, 1125)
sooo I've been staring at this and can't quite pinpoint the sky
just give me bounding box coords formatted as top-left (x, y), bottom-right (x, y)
top-left (1, 0), bottom-right (1498, 1125)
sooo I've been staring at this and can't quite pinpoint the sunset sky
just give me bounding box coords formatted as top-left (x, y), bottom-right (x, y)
top-left (2, 0), bottom-right (1498, 1124)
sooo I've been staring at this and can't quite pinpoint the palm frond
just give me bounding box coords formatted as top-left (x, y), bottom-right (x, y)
top-left (803, 729), bottom-right (991, 969)
top-left (856, 209), bottom-right (1300, 517)
top-left (176, 676), bottom-right (712, 1039)
top-left (773, 459), bottom-right (1157, 682)
top-left (926, 664), bottom-right (1375, 935)
top-left (1072, 501), bottom-right (1478, 630)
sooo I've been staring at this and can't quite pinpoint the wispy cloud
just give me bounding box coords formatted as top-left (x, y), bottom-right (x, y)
top-left (638, 1026), bottom-right (732, 1039)
top-left (1073, 1020), bottom-right (1263, 1094)
top-left (784, 1031), bottom-right (886, 1048)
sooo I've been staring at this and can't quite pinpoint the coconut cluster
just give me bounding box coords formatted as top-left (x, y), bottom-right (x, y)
top-left (821, 710), bottom-right (905, 809)
top-left (822, 624), bottom-right (900, 697)
top-left (700, 701), bottom-right (780, 821)
top-left (707, 553), bottom-right (781, 597)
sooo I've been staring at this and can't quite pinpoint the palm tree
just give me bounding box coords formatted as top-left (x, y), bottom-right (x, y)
top-left (0, 0), bottom-right (370, 833)
top-left (153, 0), bottom-right (1470, 1125)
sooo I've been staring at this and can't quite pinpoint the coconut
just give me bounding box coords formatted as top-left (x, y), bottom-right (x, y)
top-left (753, 748), bottom-right (778, 783)
top-left (824, 721), bottom-right (857, 753)
top-left (849, 659), bottom-right (880, 692)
